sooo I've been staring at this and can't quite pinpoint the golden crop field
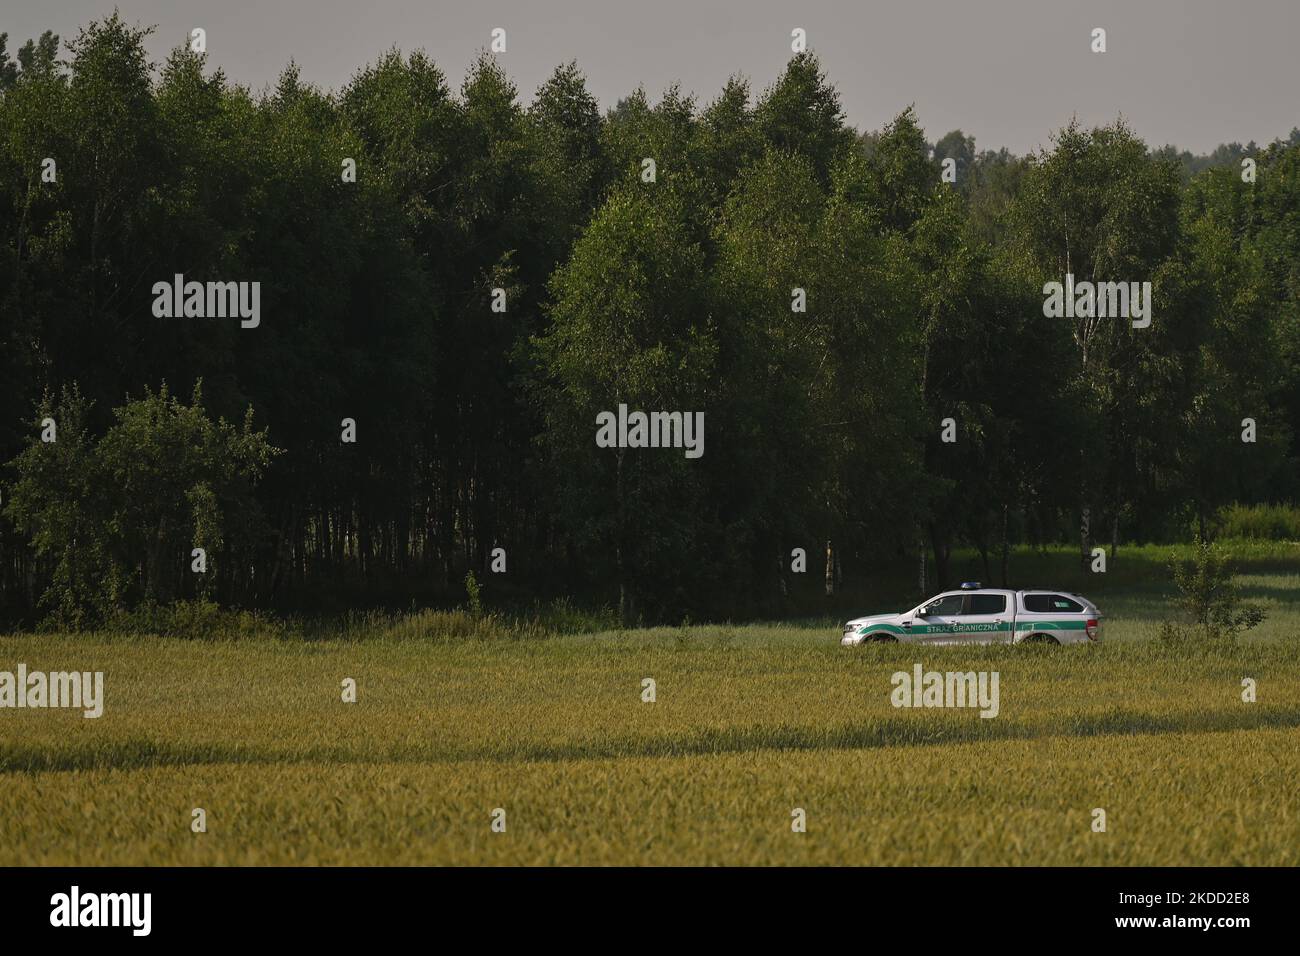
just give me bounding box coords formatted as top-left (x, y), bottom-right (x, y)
top-left (3, 587), bottom-right (1299, 865)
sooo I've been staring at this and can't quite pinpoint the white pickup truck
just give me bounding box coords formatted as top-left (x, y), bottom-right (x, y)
top-left (841, 583), bottom-right (1102, 646)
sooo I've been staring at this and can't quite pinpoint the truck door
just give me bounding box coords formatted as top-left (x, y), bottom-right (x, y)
top-left (909, 593), bottom-right (965, 644)
top-left (953, 591), bottom-right (1013, 644)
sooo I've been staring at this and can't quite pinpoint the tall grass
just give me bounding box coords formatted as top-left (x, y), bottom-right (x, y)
top-left (47, 596), bottom-right (619, 642)
top-left (1215, 502), bottom-right (1300, 541)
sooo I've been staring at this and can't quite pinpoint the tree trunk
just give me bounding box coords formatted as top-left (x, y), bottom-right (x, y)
top-left (616, 449), bottom-right (626, 625)
top-left (999, 505), bottom-right (1010, 587)
top-left (1079, 501), bottom-right (1091, 572)
top-left (929, 522), bottom-right (951, 592)
top-left (917, 525), bottom-right (926, 599)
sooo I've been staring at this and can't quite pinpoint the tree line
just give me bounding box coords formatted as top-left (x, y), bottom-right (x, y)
top-left (1, 15), bottom-right (1297, 627)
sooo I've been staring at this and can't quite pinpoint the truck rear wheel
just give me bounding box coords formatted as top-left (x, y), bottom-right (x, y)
top-left (1021, 633), bottom-right (1060, 646)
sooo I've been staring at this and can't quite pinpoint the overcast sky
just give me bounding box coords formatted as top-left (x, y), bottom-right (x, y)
top-left (6, 0), bottom-right (1297, 155)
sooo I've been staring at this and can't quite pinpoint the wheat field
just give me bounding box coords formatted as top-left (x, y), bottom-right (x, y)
top-left (3, 588), bottom-right (1298, 864)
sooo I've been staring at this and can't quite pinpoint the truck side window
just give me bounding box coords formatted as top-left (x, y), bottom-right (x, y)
top-left (965, 594), bottom-right (1006, 615)
top-left (921, 595), bottom-right (963, 616)
top-left (1024, 594), bottom-right (1083, 613)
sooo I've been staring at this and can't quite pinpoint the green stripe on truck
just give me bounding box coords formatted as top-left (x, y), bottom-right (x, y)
top-left (858, 619), bottom-right (1087, 636)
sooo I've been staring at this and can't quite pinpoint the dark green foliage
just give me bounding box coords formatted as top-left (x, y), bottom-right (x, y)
top-left (0, 19), bottom-right (1297, 627)
top-left (5, 384), bottom-right (278, 625)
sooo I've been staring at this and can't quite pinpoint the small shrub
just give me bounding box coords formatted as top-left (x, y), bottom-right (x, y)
top-left (464, 571), bottom-right (484, 618)
top-left (1163, 534), bottom-right (1266, 643)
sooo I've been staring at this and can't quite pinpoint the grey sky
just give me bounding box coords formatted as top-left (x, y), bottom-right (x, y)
top-left (6, 0), bottom-right (1297, 155)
